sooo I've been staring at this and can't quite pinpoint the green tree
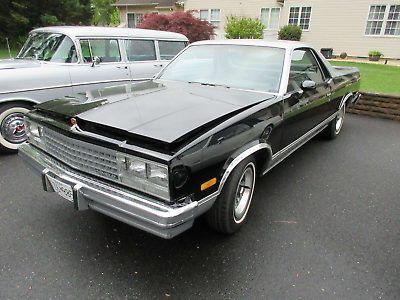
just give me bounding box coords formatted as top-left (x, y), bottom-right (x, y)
top-left (0, 0), bottom-right (93, 48)
top-left (278, 25), bottom-right (302, 41)
top-left (92, 0), bottom-right (119, 26)
top-left (109, 9), bottom-right (120, 27)
top-left (225, 15), bottom-right (265, 39)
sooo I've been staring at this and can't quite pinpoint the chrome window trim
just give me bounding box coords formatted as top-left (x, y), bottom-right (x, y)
top-left (156, 79), bottom-right (279, 96)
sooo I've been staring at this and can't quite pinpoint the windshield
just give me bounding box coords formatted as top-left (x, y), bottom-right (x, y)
top-left (17, 32), bottom-right (78, 63)
top-left (158, 44), bottom-right (285, 93)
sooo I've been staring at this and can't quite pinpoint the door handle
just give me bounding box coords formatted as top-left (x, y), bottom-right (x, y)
top-left (154, 64), bottom-right (163, 67)
top-left (117, 66), bottom-right (128, 69)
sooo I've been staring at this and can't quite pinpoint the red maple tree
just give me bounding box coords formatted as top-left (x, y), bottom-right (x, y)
top-left (138, 11), bottom-right (216, 43)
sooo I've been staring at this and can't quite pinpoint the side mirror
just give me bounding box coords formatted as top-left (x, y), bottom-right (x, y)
top-left (91, 56), bottom-right (100, 67)
top-left (301, 80), bottom-right (316, 90)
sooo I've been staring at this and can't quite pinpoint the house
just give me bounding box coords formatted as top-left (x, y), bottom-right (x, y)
top-left (184, 0), bottom-right (400, 58)
top-left (112, 0), bottom-right (184, 28)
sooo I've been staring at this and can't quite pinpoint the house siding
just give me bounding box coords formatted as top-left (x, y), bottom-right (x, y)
top-left (282, 0), bottom-right (400, 58)
top-left (184, 0), bottom-right (400, 58)
top-left (184, 0), bottom-right (283, 39)
top-left (119, 5), bottom-right (183, 25)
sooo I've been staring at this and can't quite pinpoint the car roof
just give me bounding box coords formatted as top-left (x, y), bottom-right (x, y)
top-left (190, 39), bottom-right (313, 51)
top-left (30, 26), bottom-right (189, 41)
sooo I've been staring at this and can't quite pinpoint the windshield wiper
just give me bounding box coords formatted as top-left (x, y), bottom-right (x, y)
top-left (188, 81), bottom-right (230, 89)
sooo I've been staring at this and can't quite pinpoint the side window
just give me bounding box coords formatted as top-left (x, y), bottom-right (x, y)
top-left (287, 49), bottom-right (324, 92)
top-left (159, 41), bottom-right (187, 60)
top-left (125, 39), bottom-right (156, 61)
top-left (50, 36), bottom-right (77, 63)
top-left (80, 39), bottom-right (121, 63)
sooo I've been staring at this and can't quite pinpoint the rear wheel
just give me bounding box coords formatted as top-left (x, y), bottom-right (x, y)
top-left (0, 103), bottom-right (32, 154)
top-left (205, 156), bottom-right (256, 234)
top-left (324, 104), bottom-right (345, 140)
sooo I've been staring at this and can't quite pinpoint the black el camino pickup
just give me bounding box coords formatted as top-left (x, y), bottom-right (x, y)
top-left (19, 40), bottom-right (361, 239)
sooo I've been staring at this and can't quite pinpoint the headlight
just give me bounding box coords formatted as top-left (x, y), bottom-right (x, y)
top-left (148, 164), bottom-right (169, 187)
top-left (116, 153), bottom-right (170, 201)
top-left (24, 118), bottom-right (46, 150)
top-left (128, 160), bottom-right (147, 179)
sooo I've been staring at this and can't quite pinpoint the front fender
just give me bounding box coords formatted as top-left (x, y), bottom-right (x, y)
top-left (0, 97), bottom-right (39, 106)
top-left (219, 140), bottom-right (273, 192)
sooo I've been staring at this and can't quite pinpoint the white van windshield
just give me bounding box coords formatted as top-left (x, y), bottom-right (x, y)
top-left (17, 32), bottom-right (77, 63)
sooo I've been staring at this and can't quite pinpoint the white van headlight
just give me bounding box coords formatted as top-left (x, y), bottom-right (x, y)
top-left (24, 118), bottom-right (46, 150)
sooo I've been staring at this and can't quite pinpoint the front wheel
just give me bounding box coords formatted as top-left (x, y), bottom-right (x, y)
top-left (205, 156), bottom-right (256, 234)
top-left (0, 103), bottom-right (32, 154)
top-left (324, 104), bottom-right (345, 140)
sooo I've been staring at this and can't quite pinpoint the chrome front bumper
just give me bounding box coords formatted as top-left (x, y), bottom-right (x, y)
top-left (18, 143), bottom-right (217, 239)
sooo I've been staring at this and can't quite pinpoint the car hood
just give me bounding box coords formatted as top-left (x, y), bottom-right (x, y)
top-left (0, 58), bottom-right (41, 70)
top-left (36, 80), bottom-right (275, 148)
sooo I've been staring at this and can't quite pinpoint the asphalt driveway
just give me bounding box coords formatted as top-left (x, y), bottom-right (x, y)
top-left (0, 114), bottom-right (399, 299)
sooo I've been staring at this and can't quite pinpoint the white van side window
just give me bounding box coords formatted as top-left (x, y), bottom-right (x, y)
top-left (80, 39), bottom-right (121, 63)
top-left (125, 40), bottom-right (156, 61)
top-left (159, 41), bottom-right (187, 60)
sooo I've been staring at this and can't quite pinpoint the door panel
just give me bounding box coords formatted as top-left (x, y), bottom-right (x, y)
top-left (125, 39), bottom-right (162, 81)
top-left (280, 48), bottom-right (332, 149)
top-left (70, 39), bottom-right (130, 94)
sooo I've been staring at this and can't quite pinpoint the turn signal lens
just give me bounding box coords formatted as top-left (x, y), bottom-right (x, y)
top-left (173, 168), bottom-right (188, 189)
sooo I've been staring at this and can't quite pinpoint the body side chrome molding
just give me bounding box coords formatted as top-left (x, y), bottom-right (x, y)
top-left (340, 92), bottom-right (353, 108)
top-left (217, 112), bottom-right (338, 191)
top-left (263, 113), bottom-right (336, 175)
top-left (0, 78), bottom-right (149, 96)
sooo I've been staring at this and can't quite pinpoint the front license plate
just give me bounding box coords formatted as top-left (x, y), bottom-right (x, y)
top-left (48, 176), bottom-right (73, 203)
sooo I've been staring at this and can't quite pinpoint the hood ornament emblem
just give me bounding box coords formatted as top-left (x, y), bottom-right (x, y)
top-left (70, 118), bottom-right (81, 131)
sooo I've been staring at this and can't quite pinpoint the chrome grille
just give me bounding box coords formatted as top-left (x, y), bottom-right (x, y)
top-left (42, 127), bottom-right (119, 181)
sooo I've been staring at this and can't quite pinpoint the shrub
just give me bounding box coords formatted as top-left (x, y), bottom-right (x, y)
top-left (138, 11), bottom-right (216, 43)
top-left (369, 50), bottom-right (383, 57)
top-left (224, 15), bottom-right (265, 39)
top-left (278, 25), bottom-right (302, 41)
top-left (340, 52), bottom-right (347, 59)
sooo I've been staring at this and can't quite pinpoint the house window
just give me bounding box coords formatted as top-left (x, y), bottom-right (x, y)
top-left (366, 5), bottom-right (400, 36)
top-left (288, 6), bottom-right (312, 30)
top-left (261, 7), bottom-right (281, 30)
top-left (127, 13), bottom-right (143, 28)
top-left (200, 9), bottom-right (221, 28)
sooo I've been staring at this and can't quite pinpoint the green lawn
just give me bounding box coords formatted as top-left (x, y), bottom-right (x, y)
top-left (330, 61), bottom-right (400, 95)
top-left (0, 46), bottom-right (19, 59)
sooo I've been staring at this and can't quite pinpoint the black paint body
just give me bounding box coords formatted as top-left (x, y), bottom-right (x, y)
top-left (28, 45), bottom-right (360, 204)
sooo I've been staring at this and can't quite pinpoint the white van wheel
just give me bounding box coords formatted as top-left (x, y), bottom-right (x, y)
top-left (0, 103), bottom-right (32, 153)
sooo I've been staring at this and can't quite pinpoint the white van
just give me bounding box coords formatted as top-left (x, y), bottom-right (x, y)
top-left (0, 26), bottom-right (189, 152)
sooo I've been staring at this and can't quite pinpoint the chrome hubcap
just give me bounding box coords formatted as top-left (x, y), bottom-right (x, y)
top-left (335, 105), bottom-right (345, 134)
top-left (234, 165), bottom-right (254, 223)
top-left (1, 112), bottom-right (27, 143)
